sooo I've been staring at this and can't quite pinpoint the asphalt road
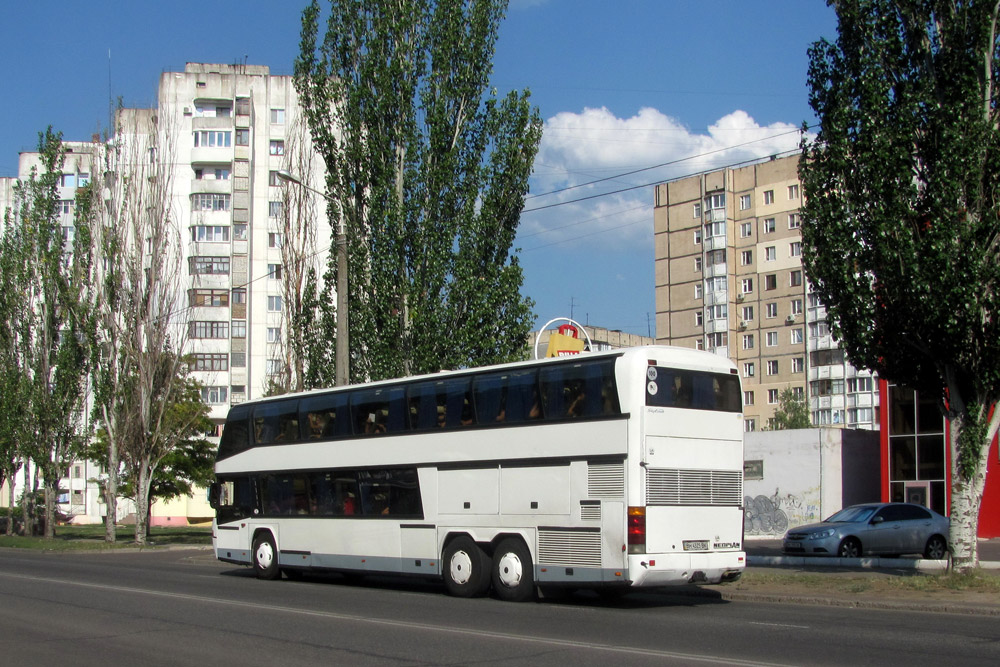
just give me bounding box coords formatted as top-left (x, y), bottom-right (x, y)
top-left (1, 548), bottom-right (998, 666)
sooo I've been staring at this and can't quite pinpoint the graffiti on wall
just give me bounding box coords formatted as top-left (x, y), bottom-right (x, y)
top-left (744, 490), bottom-right (808, 536)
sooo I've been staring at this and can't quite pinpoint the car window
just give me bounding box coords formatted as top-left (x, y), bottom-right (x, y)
top-left (897, 505), bottom-right (932, 521)
top-left (875, 505), bottom-right (909, 522)
top-left (826, 505), bottom-right (877, 523)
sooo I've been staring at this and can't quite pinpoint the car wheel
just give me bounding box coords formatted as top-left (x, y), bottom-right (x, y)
top-left (491, 537), bottom-right (535, 602)
top-left (924, 535), bottom-right (948, 560)
top-left (837, 537), bottom-right (861, 559)
top-left (253, 532), bottom-right (281, 580)
top-left (443, 535), bottom-right (490, 598)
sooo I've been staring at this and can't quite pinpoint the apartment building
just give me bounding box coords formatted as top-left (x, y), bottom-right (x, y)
top-left (652, 153), bottom-right (877, 432)
top-left (0, 63), bottom-right (330, 524)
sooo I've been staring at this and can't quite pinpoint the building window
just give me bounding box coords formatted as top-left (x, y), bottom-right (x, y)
top-left (744, 391), bottom-right (755, 406)
top-left (764, 218), bottom-right (776, 233)
top-left (268, 201), bottom-right (283, 218)
top-left (215, 168), bottom-right (231, 180)
top-left (268, 264), bottom-right (283, 280)
top-left (193, 130), bottom-right (232, 148)
top-left (270, 108), bottom-right (285, 124)
top-left (193, 353), bottom-right (229, 371)
top-left (741, 278), bottom-right (754, 294)
top-left (231, 320), bottom-right (247, 338)
top-left (269, 170), bottom-right (283, 186)
top-left (739, 194), bottom-right (751, 210)
top-left (847, 377), bottom-right (874, 393)
top-left (188, 289), bottom-right (230, 307)
top-left (764, 274), bottom-right (777, 291)
top-left (234, 223), bottom-right (248, 241)
top-left (694, 283), bottom-right (703, 299)
top-left (788, 184), bottom-right (799, 199)
top-left (766, 331), bottom-right (778, 347)
top-left (266, 359), bottom-right (283, 375)
top-left (791, 357), bottom-right (804, 373)
top-left (705, 220), bottom-right (726, 237)
top-left (788, 213), bottom-right (801, 229)
top-left (58, 200), bottom-right (74, 215)
top-left (811, 378), bottom-right (845, 396)
top-left (694, 257), bottom-right (702, 272)
top-left (740, 221), bottom-right (752, 238)
top-left (741, 305), bottom-right (754, 321)
top-left (765, 246), bottom-right (776, 262)
top-left (235, 129), bottom-right (250, 146)
top-left (765, 302), bottom-right (778, 318)
top-left (810, 321), bottom-right (831, 338)
top-left (766, 360), bottom-right (779, 375)
top-left (707, 249), bottom-right (725, 268)
top-left (767, 389), bottom-right (779, 404)
top-left (189, 256), bottom-right (230, 275)
top-left (201, 386), bottom-right (229, 404)
top-left (693, 203), bottom-right (702, 218)
top-left (693, 229), bottom-right (702, 245)
top-left (708, 193), bottom-right (725, 209)
top-left (741, 250), bottom-right (752, 265)
top-left (790, 270), bottom-right (803, 287)
top-left (190, 225), bottom-right (230, 242)
top-left (848, 407), bottom-right (873, 424)
top-left (267, 327), bottom-right (281, 343)
top-left (791, 298), bottom-right (803, 315)
top-left (695, 339), bottom-right (704, 350)
top-left (190, 193), bottom-right (231, 212)
top-left (268, 232), bottom-right (283, 248)
top-left (790, 241), bottom-right (802, 257)
top-left (706, 332), bottom-right (727, 350)
top-left (231, 352), bottom-right (246, 368)
top-left (742, 334), bottom-right (754, 350)
top-left (267, 295), bottom-right (283, 312)
top-left (232, 288), bottom-right (247, 304)
top-left (695, 311), bottom-right (704, 327)
top-left (744, 418), bottom-right (756, 433)
top-left (236, 97), bottom-right (251, 115)
top-left (743, 362), bottom-right (755, 378)
top-left (763, 190), bottom-right (774, 205)
top-left (269, 140), bottom-right (285, 156)
top-left (60, 173), bottom-right (76, 188)
top-left (708, 304), bottom-right (727, 320)
top-left (189, 321), bottom-right (229, 339)
top-left (790, 328), bottom-right (804, 344)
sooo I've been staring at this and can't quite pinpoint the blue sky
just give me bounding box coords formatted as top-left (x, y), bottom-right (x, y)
top-left (0, 1), bottom-right (838, 337)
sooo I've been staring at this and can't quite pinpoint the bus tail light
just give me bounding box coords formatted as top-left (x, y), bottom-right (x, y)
top-left (627, 506), bottom-right (646, 554)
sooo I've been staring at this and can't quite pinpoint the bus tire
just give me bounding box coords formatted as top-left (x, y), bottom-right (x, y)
top-left (491, 537), bottom-right (535, 602)
top-left (253, 532), bottom-right (280, 580)
top-left (443, 536), bottom-right (490, 597)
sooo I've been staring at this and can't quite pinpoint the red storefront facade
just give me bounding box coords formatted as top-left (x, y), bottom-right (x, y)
top-left (879, 380), bottom-right (1000, 538)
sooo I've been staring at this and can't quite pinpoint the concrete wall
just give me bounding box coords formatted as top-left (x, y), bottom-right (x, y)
top-left (743, 428), bottom-right (880, 537)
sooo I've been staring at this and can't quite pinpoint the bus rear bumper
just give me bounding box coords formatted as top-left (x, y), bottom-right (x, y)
top-left (627, 551), bottom-right (746, 587)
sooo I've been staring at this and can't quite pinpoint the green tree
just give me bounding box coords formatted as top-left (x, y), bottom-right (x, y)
top-left (800, 0), bottom-right (1000, 570)
top-left (295, 0), bottom-right (541, 383)
top-left (767, 389), bottom-right (812, 431)
top-left (4, 129), bottom-right (93, 538)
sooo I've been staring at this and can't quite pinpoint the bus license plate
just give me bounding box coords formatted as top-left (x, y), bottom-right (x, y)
top-left (683, 540), bottom-right (709, 551)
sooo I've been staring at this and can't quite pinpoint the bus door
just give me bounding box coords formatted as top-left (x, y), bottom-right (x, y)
top-left (212, 476), bottom-right (256, 560)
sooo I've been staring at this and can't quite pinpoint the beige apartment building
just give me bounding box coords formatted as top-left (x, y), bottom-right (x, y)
top-left (653, 153), bottom-right (877, 432)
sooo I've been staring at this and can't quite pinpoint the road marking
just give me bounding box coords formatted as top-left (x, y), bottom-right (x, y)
top-left (749, 621), bottom-right (810, 629)
top-left (0, 571), bottom-right (797, 666)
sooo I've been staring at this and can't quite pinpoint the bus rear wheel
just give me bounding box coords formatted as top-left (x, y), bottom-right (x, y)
top-left (253, 532), bottom-right (280, 580)
top-left (491, 537), bottom-right (535, 602)
top-left (443, 536), bottom-right (490, 597)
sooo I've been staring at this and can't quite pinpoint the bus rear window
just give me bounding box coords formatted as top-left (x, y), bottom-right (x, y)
top-left (645, 367), bottom-right (741, 413)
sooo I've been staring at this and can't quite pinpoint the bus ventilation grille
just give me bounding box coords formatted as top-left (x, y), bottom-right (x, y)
top-left (645, 468), bottom-right (743, 506)
top-left (537, 529), bottom-right (602, 568)
top-left (587, 462), bottom-right (625, 499)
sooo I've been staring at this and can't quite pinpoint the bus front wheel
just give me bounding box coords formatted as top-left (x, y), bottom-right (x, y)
top-left (253, 532), bottom-right (280, 580)
top-left (443, 536), bottom-right (490, 597)
top-left (491, 537), bottom-right (535, 602)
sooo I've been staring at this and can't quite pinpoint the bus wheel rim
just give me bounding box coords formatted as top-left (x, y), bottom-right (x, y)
top-left (256, 542), bottom-right (274, 569)
top-left (449, 550), bottom-right (473, 585)
top-left (496, 551), bottom-right (522, 588)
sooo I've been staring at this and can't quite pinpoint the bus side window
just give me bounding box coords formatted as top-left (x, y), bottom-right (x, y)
top-left (218, 405), bottom-right (250, 460)
top-left (473, 374), bottom-right (505, 422)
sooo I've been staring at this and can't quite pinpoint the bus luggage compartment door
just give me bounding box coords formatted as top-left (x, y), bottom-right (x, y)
top-left (601, 501), bottom-right (627, 581)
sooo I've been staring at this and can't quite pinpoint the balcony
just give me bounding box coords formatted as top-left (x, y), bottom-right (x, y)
top-left (704, 262), bottom-right (728, 278)
top-left (704, 235), bottom-right (727, 251)
top-left (704, 290), bottom-right (728, 306)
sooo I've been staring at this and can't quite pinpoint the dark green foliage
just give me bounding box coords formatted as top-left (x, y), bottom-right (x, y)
top-left (801, 0), bottom-right (1000, 567)
top-left (295, 0), bottom-right (540, 382)
top-left (768, 389), bottom-right (812, 431)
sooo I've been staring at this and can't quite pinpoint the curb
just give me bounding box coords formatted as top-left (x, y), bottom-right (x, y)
top-left (749, 555), bottom-right (1000, 570)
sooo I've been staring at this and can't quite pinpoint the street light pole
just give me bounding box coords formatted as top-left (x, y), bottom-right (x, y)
top-left (277, 170), bottom-right (350, 386)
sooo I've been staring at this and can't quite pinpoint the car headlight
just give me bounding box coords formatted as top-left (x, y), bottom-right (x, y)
top-left (808, 528), bottom-right (835, 539)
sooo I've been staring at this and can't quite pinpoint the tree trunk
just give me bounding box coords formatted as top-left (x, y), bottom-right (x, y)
top-left (947, 413), bottom-right (993, 572)
top-left (43, 470), bottom-right (57, 538)
top-left (6, 474), bottom-right (14, 536)
top-left (20, 462), bottom-right (31, 536)
top-left (134, 463), bottom-right (150, 546)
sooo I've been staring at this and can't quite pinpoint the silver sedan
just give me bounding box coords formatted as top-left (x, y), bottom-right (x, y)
top-left (782, 502), bottom-right (949, 559)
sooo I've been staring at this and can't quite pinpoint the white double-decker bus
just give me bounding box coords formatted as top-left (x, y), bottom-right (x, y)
top-left (210, 345), bottom-right (745, 601)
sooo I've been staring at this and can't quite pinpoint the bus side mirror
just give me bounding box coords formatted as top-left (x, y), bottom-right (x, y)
top-left (208, 482), bottom-right (220, 510)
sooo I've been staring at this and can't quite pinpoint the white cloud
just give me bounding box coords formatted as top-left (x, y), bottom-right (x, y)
top-left (519, 107), bottom-right (804, 251)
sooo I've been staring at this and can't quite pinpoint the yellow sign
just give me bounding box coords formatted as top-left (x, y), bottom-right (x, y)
top-left (546, 331), bottom-right (585, 357)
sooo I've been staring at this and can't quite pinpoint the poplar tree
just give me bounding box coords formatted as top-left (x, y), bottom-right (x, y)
top-left (295, 0), bottom-right (540, 382)
top-left (800, 0), bottom-right (1000, 570)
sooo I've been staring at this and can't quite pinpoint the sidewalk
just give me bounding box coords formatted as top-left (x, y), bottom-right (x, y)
top-left (745, 537), bottom-right (1000, 570)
